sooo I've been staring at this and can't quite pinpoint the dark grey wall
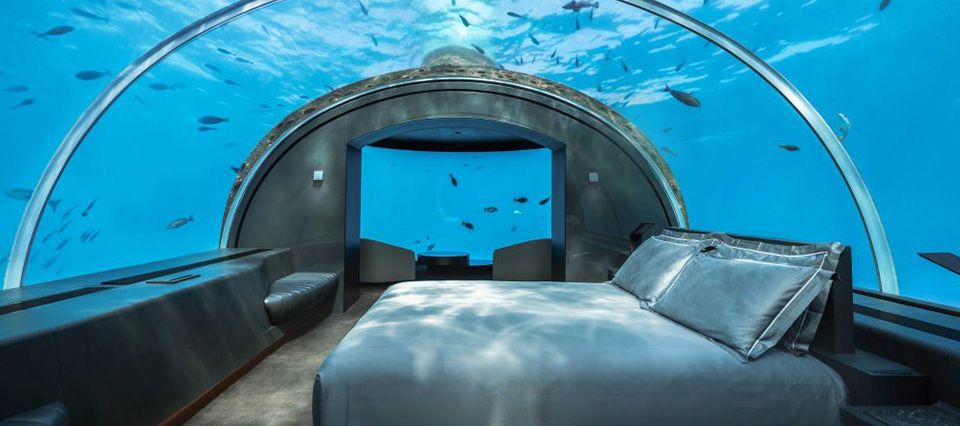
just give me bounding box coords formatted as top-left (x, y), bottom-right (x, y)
top-left (233, 77), bottom-right (681, 295)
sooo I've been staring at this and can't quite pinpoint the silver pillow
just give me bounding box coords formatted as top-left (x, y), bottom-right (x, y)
top-left (717, 235), bottom-right (842, 355)
top-left (611, 231), bottom-right (711, 305)
top-left (650, 237), bottom-right (843, 361)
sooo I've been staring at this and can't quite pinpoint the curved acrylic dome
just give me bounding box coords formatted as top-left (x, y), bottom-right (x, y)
top-left (2, 0), bottom-right (955, 307)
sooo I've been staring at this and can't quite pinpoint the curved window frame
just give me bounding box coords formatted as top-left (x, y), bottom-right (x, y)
top-left (3, 0), bottom-right (898, 296)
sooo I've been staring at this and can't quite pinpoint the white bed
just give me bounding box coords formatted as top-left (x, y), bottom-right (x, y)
top-left (314, 280), bottom-right (846, 425)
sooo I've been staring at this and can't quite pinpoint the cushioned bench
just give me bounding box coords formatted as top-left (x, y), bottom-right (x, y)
top-left (0, 402), bottom-right (68, 426)
top-left (264, 272), bottom-right (339, 325)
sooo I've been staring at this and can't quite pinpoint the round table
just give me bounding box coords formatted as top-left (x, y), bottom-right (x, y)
top-left (417, 251), bottom-right (470, 267)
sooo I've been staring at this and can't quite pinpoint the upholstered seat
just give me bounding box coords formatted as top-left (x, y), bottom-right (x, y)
top-left (0, 402), bottom-right (68, 426)
top-left (264, 272), bottom-right (339, 325)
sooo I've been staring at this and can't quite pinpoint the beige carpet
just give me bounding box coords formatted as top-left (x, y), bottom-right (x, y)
top-left (186, 285), bottom-right (386, 426)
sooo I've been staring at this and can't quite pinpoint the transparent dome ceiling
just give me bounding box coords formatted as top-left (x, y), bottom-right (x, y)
top-left (1, 0), bottom-right (957, 307)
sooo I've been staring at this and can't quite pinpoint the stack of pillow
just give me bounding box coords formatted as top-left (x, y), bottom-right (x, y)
top-left (612, 229), bottom-right (844, 361)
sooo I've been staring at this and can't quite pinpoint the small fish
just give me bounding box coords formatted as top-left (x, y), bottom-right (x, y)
top-left (589, 7), bottom-right (595, 20)
top-left (779, 144), bottom-right (800, 152)
top-left (620, 59), bottom-right (629, 73)
top-left (3, 85), bottom-right (29, 92)
top-left (414, 240), bottom-right (421, 244)
top-left (507, 12), bottom-right (526, 19)
top-left (57, 221), bottom-right (70, 234)
top-left (198, 115), bottom-right (229, 125)
top-left (471, 44), bottom-right (485, 54)
top-left (675, 60), bottom-right (686, 72)
top-left (562, 1), bottom-right (599, 12)
top-left (879, 0), bottom-right (891, 11)
top-left (34, 25), bottom-right (75, 38)
top-left (11, 98), bottom-right (36, 109)
top-left (298, 95), bottom-right (310, 99)
top-left (56, 239), bottom-right (71, 251)
top-left (70, 7), bottom-right (109, 21)
top-left (514, 197), bottom-right (528, 203)
top-left (654, 17), bottom-right (660, 29)
top-left (661, 127), bottom-right (674, 133)
top-left (357, 0), bottom-right (369, 16)
top-left (484, 206), bottom-right (498, 213)
top-left (48, 198), bottom-right (62, 213)
top-left (836, 113), bottom-right (851, 142)
top-left (166, 215), bottom-right (194, 229)
top-left (324, 84), bottom-right (335, 91)
top-left (449, 174), bottom-right (458, 187)
top-left (519, 56), bottom-right (525, 65)
top-left (528, 33), bottom-right (540, 45)
top-left (660, 146), bottom-right (678, 157)
top-left (511, 225), bottom-right (518, 232)
top-left (75, 70), bottom-right (110, 81)
top-left (42, 230), bottom-right (56, 244)
top-left (459, 14), bottom-right (470, 27)
top-left (148, 83), bottom-right (174, 91)
top-left (204, 63), bottom-right (221, 73)
top-left (235, 57), bottom-right (253, 64)
top-left (575, 14), bottom-right (581, 30)
top-left (61, 205), bottom-right (78, 220)
top-left (81, 199), bottom-right (97, 216)
top-left (217, 47), bottom-right (233, 55)
top-left (427, 243), bottom-right (436, 251)
top-left (89, 230), bottom-right (100, 242)
top-left (604, 51), bottom-right (610, 62)
top-left (5, 188), bottom-right (32, 201)
top-left (554, 57), bottom-right (560, 65)
top-left (550, 49), bottom-right (557, 59)
top-left (197, 126), bottom-right (217, 132)
top-left (225, 79), bottom-right (242, 86)
top-left (115, 1), bottom-right (138, 11)
top-left (461, 221), bottom-right (475, 230)
top-left (574, 55), bottom-right (580, 67)
top-left (538, 197), bottom-right (550, 205)
top-left (370, 34), bottom-right (378, 46)
top-left (230, 165), bottom-right (241, 173)
top-left (259, 104), bottom-right (270, 109)
top-left (664, 84), bottom-right (701, 108)
top-left (596, 82), bottom-right (603, 93)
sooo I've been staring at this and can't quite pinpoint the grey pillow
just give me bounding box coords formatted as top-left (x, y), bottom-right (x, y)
top-left (650, 237), bottom-right (843, 361)
top-left (717, 235), bottom-right (843, 355)
top-left (611, 230), bottom-right (714, 305)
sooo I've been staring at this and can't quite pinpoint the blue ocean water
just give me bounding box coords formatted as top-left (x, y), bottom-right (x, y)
top-left (0, 1), bottom-right (956, 306)
top-left (361, 147), bottom-right (552, 261)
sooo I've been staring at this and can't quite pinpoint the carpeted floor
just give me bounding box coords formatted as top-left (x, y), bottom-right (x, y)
top-left (185, 284), bottom-right (387, 426)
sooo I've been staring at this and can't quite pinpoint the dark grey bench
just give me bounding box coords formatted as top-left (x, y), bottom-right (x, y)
top-left (0, 402), bottom-right (68, 426)
top-left (264, 272), bottom-right (339, 325)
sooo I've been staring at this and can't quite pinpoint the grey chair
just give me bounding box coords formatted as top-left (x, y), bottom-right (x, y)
top-left (493, 239), bottom-right (553, 281)
top-left (359, 239), bottom-right (416, 283)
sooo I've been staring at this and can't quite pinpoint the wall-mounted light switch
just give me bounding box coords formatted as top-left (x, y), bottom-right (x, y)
top-left (313, 170), bottom-right (325, 181)
top-left (588, 172), bottom-right (599, 183)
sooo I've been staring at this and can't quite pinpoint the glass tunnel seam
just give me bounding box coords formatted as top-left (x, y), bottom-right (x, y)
top-left (3, 0), bottom-right (898, 296)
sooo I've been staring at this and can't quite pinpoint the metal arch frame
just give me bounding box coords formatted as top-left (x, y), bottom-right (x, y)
top-left (2, 0), bottom-right (285, 289)
top-left (617, 0), bottom-right (898, 294)
top-left (5, 0), bottom-right (898, 294)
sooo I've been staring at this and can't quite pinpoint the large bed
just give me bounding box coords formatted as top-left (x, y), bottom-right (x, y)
top-left (313, 279), bottom-right (847, 425)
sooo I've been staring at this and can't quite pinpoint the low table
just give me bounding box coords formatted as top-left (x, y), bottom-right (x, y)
top-left (417, 251), bottom-right (470, 268)
top-left (416, 251), bottom-right (492, 280)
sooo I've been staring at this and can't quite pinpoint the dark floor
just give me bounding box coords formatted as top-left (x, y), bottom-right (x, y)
top-left (186, 284), bottom-right (387, 426)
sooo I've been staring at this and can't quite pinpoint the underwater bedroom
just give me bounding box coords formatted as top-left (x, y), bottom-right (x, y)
top-left (0, 0), bottom-right (958, 425)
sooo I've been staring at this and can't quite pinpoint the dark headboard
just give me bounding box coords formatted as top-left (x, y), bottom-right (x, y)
top-left (665, 228), bottom-right (855, 354)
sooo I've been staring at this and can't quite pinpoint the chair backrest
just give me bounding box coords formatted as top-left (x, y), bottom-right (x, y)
top-left (493, 239), bottom-right (552, 281)
top-left (359, 239), bottom-right (416, 284)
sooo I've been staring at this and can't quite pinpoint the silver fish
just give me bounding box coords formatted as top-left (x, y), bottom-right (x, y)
top-left (166, 215), bottom-right (194, 229)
